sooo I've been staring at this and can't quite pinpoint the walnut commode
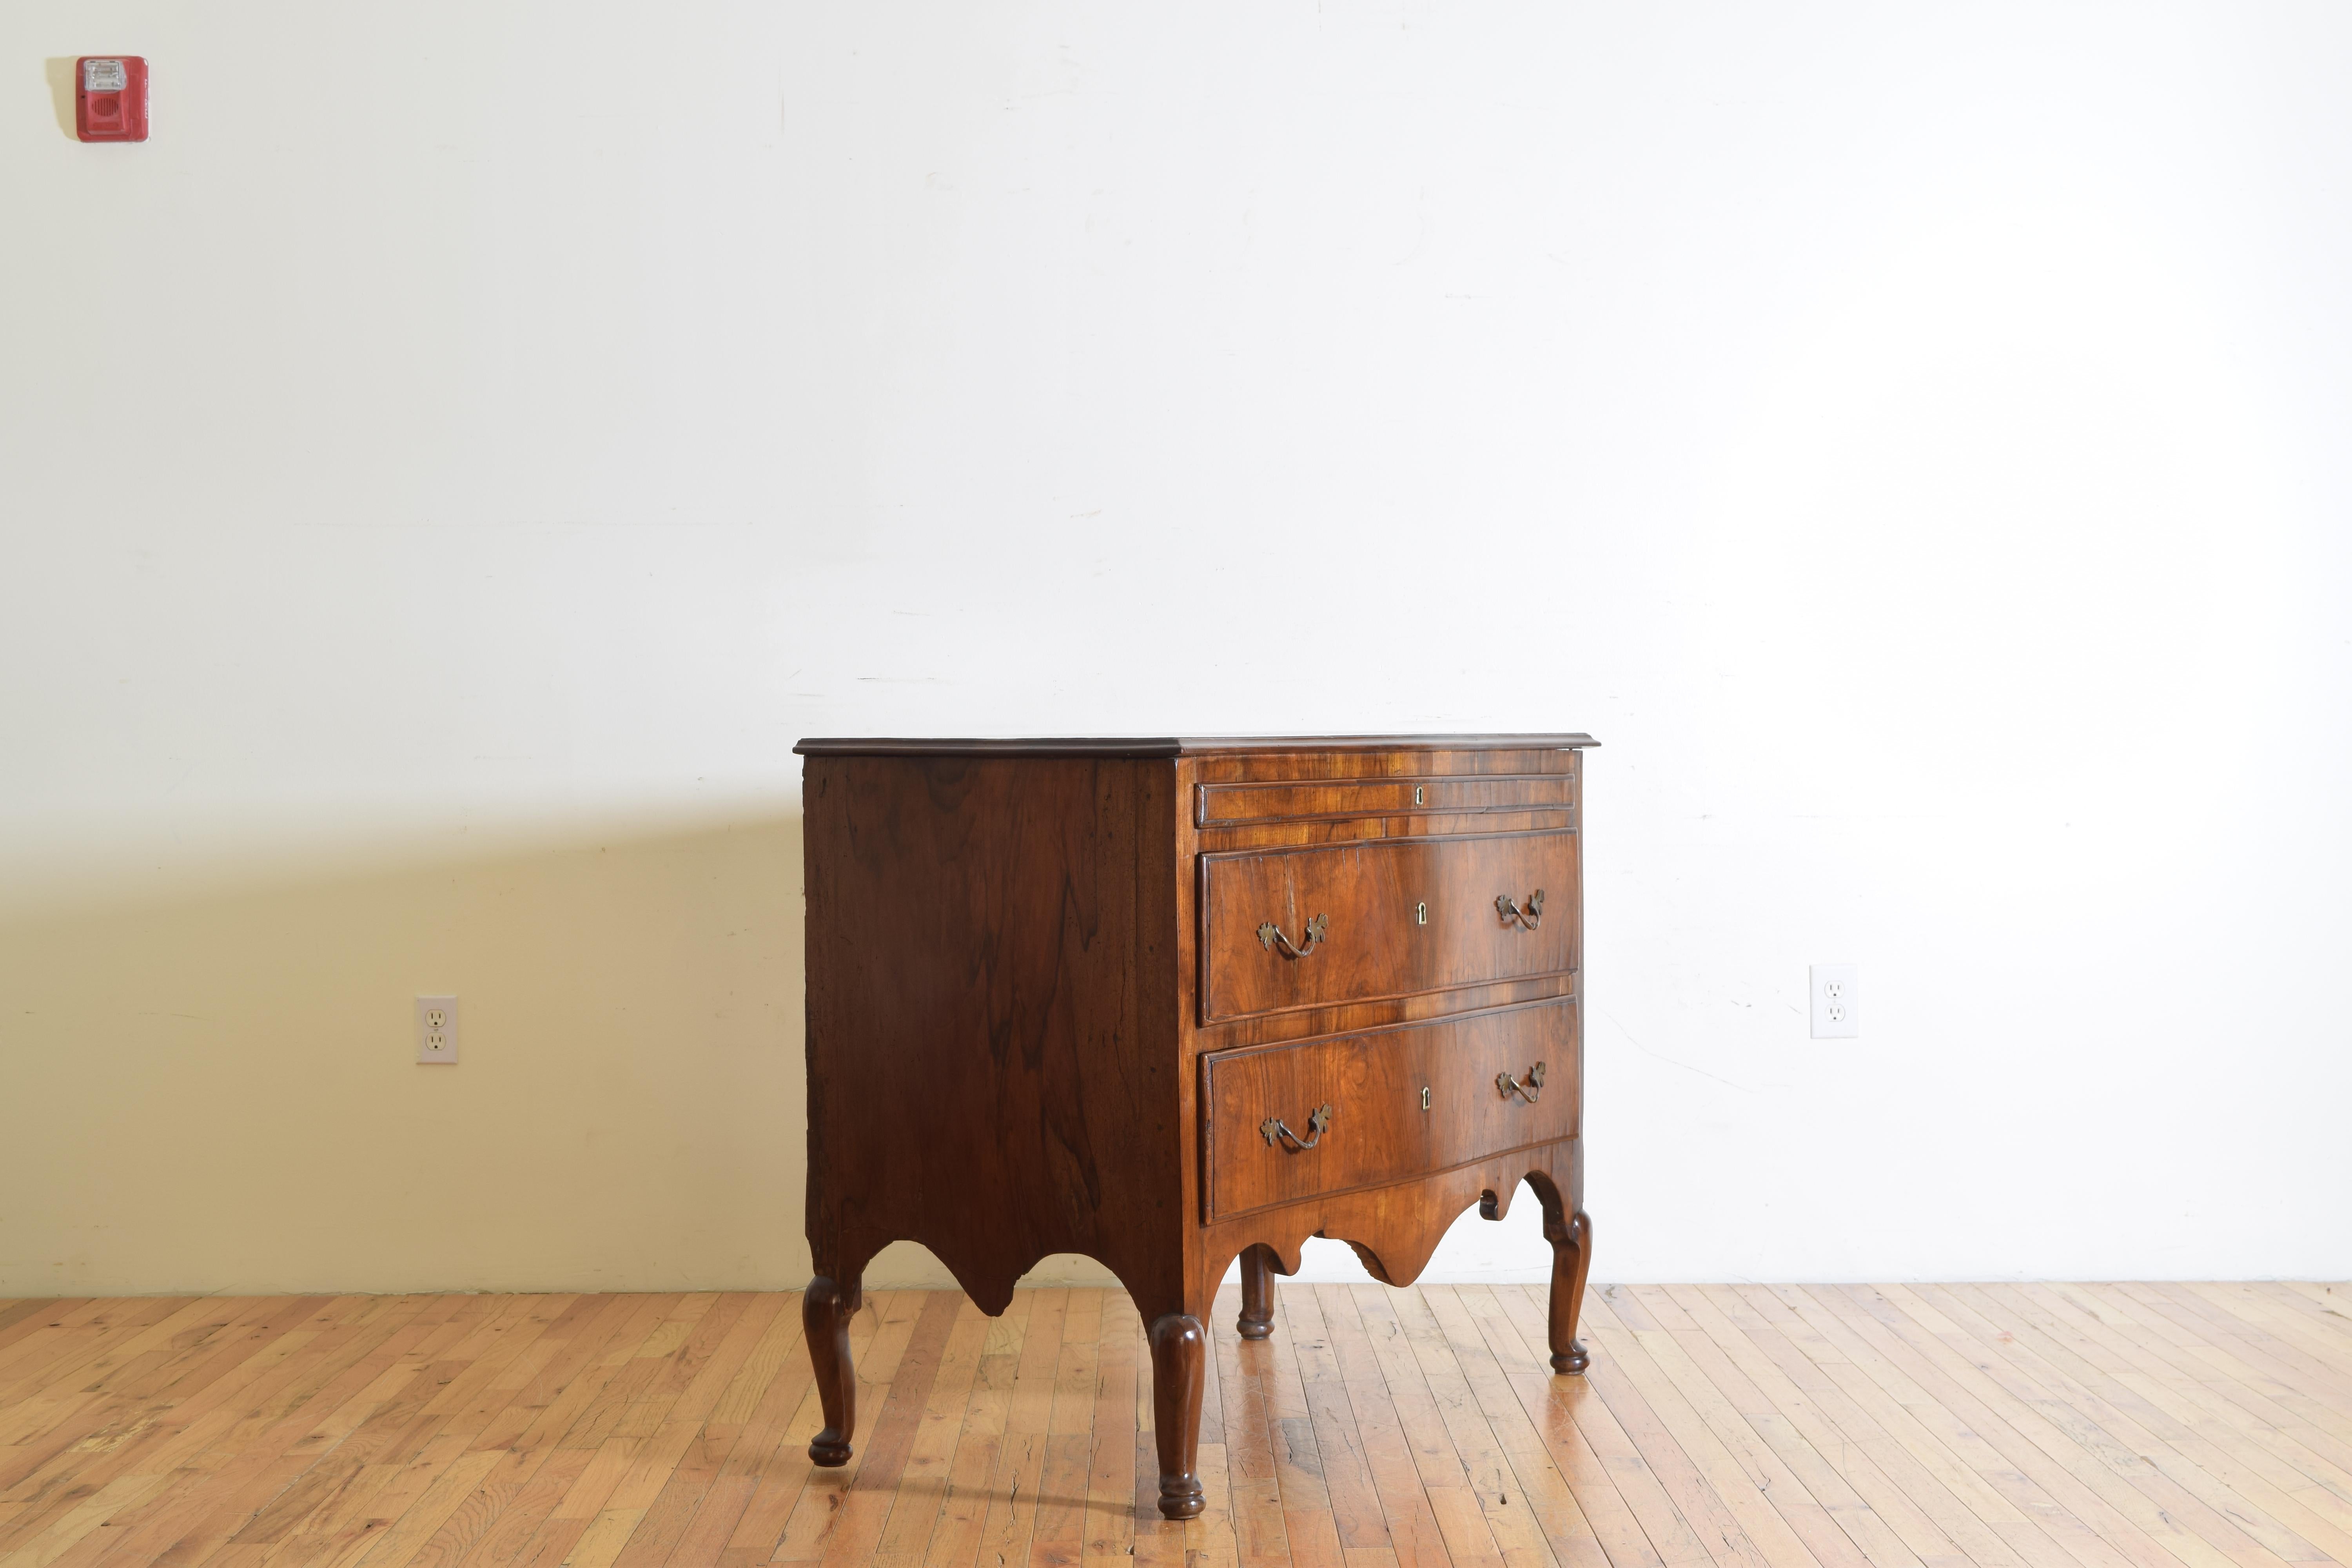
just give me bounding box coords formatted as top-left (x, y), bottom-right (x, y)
top-left (793, 734), bottom-right (1597, 1519)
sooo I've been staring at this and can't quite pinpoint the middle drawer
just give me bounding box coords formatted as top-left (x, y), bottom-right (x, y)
top-left (1199, 828), bottom-right (1576, 1023)
top-left (1200, 1001), bottom-right (1578, 1221)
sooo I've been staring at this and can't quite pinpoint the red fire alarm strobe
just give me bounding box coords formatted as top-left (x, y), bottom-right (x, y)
top-left (76, 56), bottom-right (148, 142)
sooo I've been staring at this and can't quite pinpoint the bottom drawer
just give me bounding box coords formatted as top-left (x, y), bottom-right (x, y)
top-left (1201, 1002), bottom-right (1577, 1221)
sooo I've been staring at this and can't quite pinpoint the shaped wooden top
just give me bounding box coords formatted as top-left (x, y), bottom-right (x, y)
top-left (793, 733), bottom-right (1599, 758)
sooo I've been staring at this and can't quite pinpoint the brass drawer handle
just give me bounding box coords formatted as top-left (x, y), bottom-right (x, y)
top-left (1497, 1062), bottom-right (1547, 1103)
top-left (1495, 889), bottom-right (1545, 930)
top-left (1261, 1103), bottom-right (1333, 1151)
top-left (1256, 913), bottom-right (1328, 958)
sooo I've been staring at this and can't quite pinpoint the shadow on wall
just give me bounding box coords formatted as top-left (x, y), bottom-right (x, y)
top-left (43, 59), bottom-right (78, 139)
top-left (0, 814), bottom-right (823, 1296)
top-left (0, 809), bottom-right (1116, 1298)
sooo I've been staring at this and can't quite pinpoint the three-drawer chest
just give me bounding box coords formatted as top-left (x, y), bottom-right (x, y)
top-left (792, 734), bottom-right (1596, 1519)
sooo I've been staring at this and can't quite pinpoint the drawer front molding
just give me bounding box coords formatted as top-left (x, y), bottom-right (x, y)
top-left (1199, 828), bottom-right (1578, 1023)
top-left (1200, 1001), bottom-right (1579, 1221)
top-left (1196, 773), bottom-right (1576, 827)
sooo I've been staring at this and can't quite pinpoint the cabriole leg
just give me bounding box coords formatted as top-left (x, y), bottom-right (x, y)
top-left (805, 1274), bottom-right (860, 1464)
top-left (1236, 1244), bottom-right (1279, 1341)
top-left (1147, 1312), bottom-right (1206, 1519)
top-left (1544, 1207), bottom-right (1593, 1374)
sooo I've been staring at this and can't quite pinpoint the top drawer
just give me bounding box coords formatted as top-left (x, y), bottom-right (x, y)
top-left (1196, 773), bottom-right (1573, 827)
top-left (1199, 829), bottom-right (1577, 1023)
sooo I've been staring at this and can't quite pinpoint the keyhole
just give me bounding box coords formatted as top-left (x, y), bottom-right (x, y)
top-left (1413, 785), bottom-right (1425, 806)
top-left (1415, 901), bottom-right (1427, 926)
top-left (1421, 1086), bottom-right (1431, 1112)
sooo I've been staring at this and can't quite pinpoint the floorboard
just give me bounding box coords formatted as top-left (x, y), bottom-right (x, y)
top-left (0, 1285), bottom-right (2340, 1568)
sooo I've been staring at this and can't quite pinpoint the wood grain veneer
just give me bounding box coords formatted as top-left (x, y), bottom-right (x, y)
top-left (793, 733), bottom-right (1597, 1519)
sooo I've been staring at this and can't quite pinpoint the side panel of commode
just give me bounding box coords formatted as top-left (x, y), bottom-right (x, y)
top-left (801, 754), bottom-right (1185, 1316)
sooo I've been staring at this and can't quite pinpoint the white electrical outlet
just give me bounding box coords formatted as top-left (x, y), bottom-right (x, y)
top-left (416, 996), bottom-right (459, 1063)
top-left (1809, 964), bottom-right (1858, 1039)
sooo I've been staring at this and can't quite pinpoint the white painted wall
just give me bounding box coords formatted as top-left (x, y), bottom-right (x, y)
top-left (4, 2), bottom-right (2348, 1296)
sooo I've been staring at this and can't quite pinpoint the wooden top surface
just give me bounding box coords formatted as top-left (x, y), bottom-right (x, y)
top-left (793, 733), bottom-right (1599, 758)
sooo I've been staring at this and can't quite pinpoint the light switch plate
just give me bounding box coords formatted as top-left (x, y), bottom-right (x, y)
top-left (1809, 964), bottom-right (1858, 1039)
top-left (416, 995), bottom-right (459, 1063)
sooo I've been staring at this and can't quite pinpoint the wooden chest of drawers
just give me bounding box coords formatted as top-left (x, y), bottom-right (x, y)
top-left (793, 734), bottom-right (1596, 1520)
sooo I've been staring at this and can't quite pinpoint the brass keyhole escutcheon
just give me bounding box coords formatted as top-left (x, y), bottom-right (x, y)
top-left (1421, 1086), bottom-right (1431, 1112)
top-left (1413, 785), bottom-right (1425, 806)
top-left (1415, 901), bottom-right (1427, 926)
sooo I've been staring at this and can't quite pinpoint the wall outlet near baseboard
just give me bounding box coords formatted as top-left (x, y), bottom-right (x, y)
top-left (416, 996), bottom-right (459, 1063)
top-left (1809, 964), bottom-right (1858, 1039)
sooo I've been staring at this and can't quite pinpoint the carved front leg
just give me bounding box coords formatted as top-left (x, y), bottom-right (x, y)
top-left (1544, 1207), bottom-right (1593, 1374)
top-left (1147, 1313), bottom-right (1206, 1519)
top-left (804, 1275), bottom-right (860, 1464)
top-left (1236, 1244), bottom-right (1279, 1341)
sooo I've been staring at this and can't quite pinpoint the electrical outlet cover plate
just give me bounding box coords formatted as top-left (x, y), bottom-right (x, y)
top-left (416, 995), bottom-right (459, 1063)
top-left (1809, 964), bottom-right (1858, 1039)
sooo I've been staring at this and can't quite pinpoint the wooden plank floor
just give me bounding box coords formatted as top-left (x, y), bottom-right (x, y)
top-left (0, 1282), bottom-right (2346, 1568)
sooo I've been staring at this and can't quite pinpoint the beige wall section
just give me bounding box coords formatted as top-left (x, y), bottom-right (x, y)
top-left (0, 820), bottom-right (805, 1295)
top-left (0, 817), bottom-right (1111, 1296)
